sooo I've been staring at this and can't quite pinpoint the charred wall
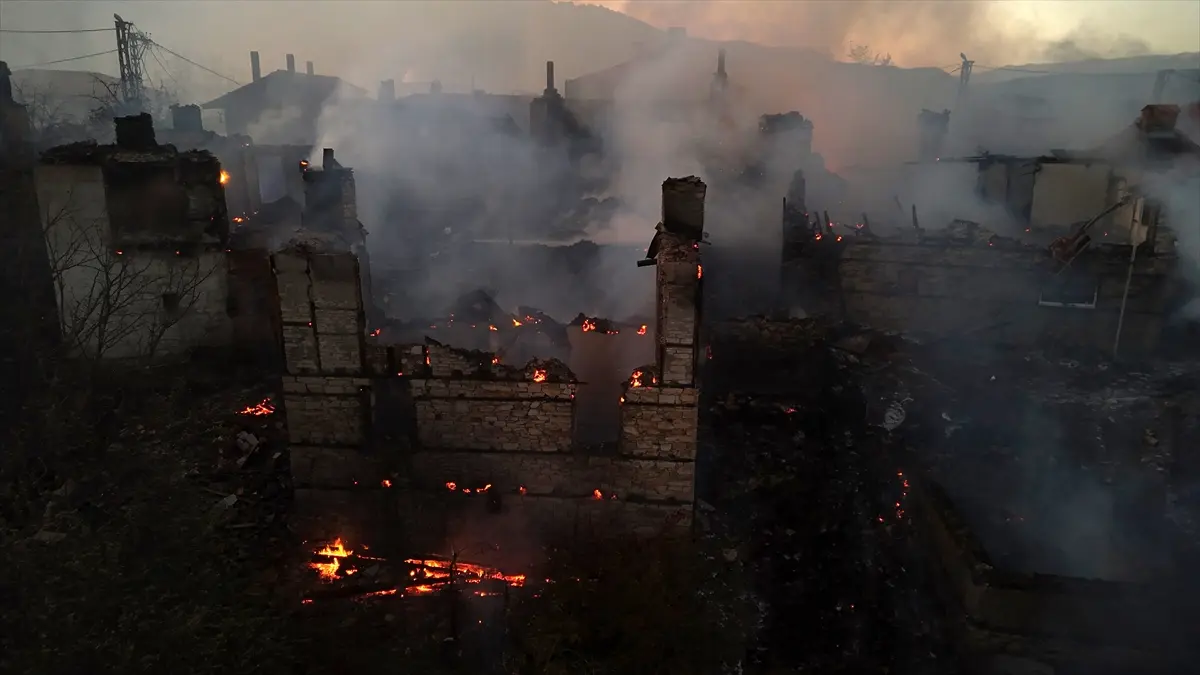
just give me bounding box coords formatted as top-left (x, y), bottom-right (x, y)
top-left (782, 237), bottom-right (1175, 355)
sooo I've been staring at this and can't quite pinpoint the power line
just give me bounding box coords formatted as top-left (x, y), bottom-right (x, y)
top-left (147, 39), bottom-right (241, 86)
top-left (0, 27), bottom-right (114, 34)
top-left (13, 49), bottom-right (119, 69)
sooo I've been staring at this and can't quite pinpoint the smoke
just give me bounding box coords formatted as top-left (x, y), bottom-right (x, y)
top-left (586, 0), bottom-right (1173, 67)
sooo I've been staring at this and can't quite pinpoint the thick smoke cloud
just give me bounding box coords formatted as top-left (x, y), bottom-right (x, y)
top-left (587, 0), bottom-right (1176, 67)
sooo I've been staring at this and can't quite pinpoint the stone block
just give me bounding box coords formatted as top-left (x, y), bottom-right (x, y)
top-left (315, 308), bottom-right (360, 334)
top-left (282, 324), bottom-right (319, 373)
top-left (310, 280), bottom-right (360, 311)
top-left (414, 399), bottom-right (575, 452)
top-left (317, 333), bottom-right (363, 373)
top-left (275, 271), bottom-right (312, 323)
top-left (285, 393), bottom-right (366, 445)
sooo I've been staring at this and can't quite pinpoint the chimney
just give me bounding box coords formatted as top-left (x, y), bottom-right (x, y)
top-left (322, 148), bottom-right (338, 170)
top-left (250, 51), bottom-right (262, 82)
top-left (306, 61), bottom-right (314, 76)
top-left (286, 54), bottom-right (296, 73)
top-left (546, 60), bottom-right (556, 93)
top-left (1138, 104), bottom-right (1180, 133)
top-left (379, 79), bottom-right (396, 102)
top-left (114, 113), bottom-right (157, 150)
top-left (717, 49), bottom-right (726, 77)
top-left (170, 104), bottom-right (203, 133)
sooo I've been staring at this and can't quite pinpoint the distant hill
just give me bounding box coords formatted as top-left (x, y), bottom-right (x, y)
top-left (972, 52), bottom-right (1200, 85)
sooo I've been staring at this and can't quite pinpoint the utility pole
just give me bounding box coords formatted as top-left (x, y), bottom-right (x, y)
top-left (113, 14), bottom-right (148, 112)
top-left (956, 52), bottom-right (974, 110)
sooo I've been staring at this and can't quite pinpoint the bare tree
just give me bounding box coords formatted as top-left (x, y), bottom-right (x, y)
top-left (38, 179), bottom-right (221, 362)
top-left (847, 43), bottom-right (893, 67)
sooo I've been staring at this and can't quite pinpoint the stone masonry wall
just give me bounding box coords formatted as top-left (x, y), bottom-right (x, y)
top-left (612, 177), bottom-right (706, 515)
top-left (272, 249), bottom-right (379, 538)
top-left (410, 378), bottom-right (576, 452)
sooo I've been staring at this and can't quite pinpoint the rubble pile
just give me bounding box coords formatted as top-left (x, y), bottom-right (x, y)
top-left (703, 315), bottom-right (1200, 670)
top-left (703, 318), bottom-right (953, 673)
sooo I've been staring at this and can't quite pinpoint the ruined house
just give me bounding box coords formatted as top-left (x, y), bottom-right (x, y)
top-left (782, 104), bottom-right (1200, 355)
top-left (277, 177), bottom-right (706, 555)
top-left (32, 114), bottom-right (232, 359)
top-left (201, 52), bottom-right (366, 143)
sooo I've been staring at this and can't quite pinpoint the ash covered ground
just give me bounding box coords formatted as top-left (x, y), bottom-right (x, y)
top-left (700, 316), bottom-right (1200, 673)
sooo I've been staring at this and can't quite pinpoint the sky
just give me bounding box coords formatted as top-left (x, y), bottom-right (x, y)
top-left (1, 0), bottom-right (1197, 101)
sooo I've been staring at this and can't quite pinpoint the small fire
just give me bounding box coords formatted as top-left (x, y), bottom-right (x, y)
top-left (232, 216), bottom-right (244, 223)
top-left (445, 482), bottom-right (492, 494)
top-left (310, 538), bottom-right (353, 581)
top-left (219, 170), bottom-right (230, 185)
top-left (519, 485), bottom-right (527, 495)
top-left (697, 265), bottom-right (703, 279)
top-left (592, 489), bottom-right (617, 501)
top-left (369, 328), bottom-right (382, 337)
top-left (630, 370), bottom-right (645, 388)
top-left (814, 233), bottom-right (823, 241)
top-left (491, 356), bottom-right (500, 365)
top-left (512, 318), bottom-right (523, 327)
top-left (238, 397), bottom-right (276, 416)
top-left (637, 324), bottom-right (647, 335)
top-left (404, 558), bottom-right (526, 593)
top-left (532, 369), bottom-right (547, 383)
top-left (381, 479), bottom-right (392, 488)
top-left (582, 318), bottom-right (597, 332)
top-left (489, 324), bottom-right (498, 331)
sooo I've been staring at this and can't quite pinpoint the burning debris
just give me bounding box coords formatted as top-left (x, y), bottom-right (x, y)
top-left (570, 313), bottom-right (621, 334)
top-left (626, 365), bottom-right (660, 389)
top-left (303, 538), bottom-right (526, 603)
top-left (523, 357), bottom-right (574, 383)
top-left (237, 397), bottom-right (276, 416)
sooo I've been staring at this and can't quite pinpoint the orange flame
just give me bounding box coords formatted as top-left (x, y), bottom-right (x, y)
top-left (582, 318), bottom-right (597, 332)
top-left (369, 328), bottom-right (381, 337)
top-left (637, 324), bottom-right (647, 335)
top-left (310, 538), bottom-right (353, 581)
top-left (219, 170), bottom-right (230, 185)
top-left (532, 369), bottom-right (547, 383)
top-left (592, 489), bottom-right (603, 500)
top-left (489, 324), bottom-right (498, 331)
top-left (512, 318), bottom-right (523, 327)
top-left (238, 398), bottom-right (276, 416)
top-left (697, 265), bottom-right (703, 279)
top-left (381, 479), bottom-right (392, 488)
top-left (491, 356), bottom-right (500, 365)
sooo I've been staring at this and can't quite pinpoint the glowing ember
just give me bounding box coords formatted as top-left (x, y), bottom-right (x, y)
top-left (381, 479), bottom-right (392, 488)
top-left (238, 398), bottom-right (276, 416)
top-left (310, 538), bottom-right (353, 581)
top-left (232, 216), bottom-right (245, 223)
top-left (582, 318), bottom-right (597, 332)
top-left (489, 324), bottom-right (498, 331)
top-left (630, 370), bottom-right (645, 388)
top-left (637, 324), bottom-right (647, 335)
top-left (404, 558), bottom-right (526, 593)
top-left (219, 170), bottom-right (230, 185)
top-left (531, 369), bottom-right (547, 383)
top-left (592, 489), bottom-right (617, 501)
top-left (491, 356), bottom-right (500, 365)
top-left (512, 318), bottom-right (523, 326)
top-left (369, 328), bottom-right (381, 337)
top-left (445, 482), bottom-right (492, 494)
top-left (519, 485), bottom-right (527, 495)
top-left (697, 265), bottom-right (703, 279)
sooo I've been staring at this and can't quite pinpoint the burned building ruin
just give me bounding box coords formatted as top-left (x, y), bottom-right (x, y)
top-left (274, 177), bottom-right (706, 560)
